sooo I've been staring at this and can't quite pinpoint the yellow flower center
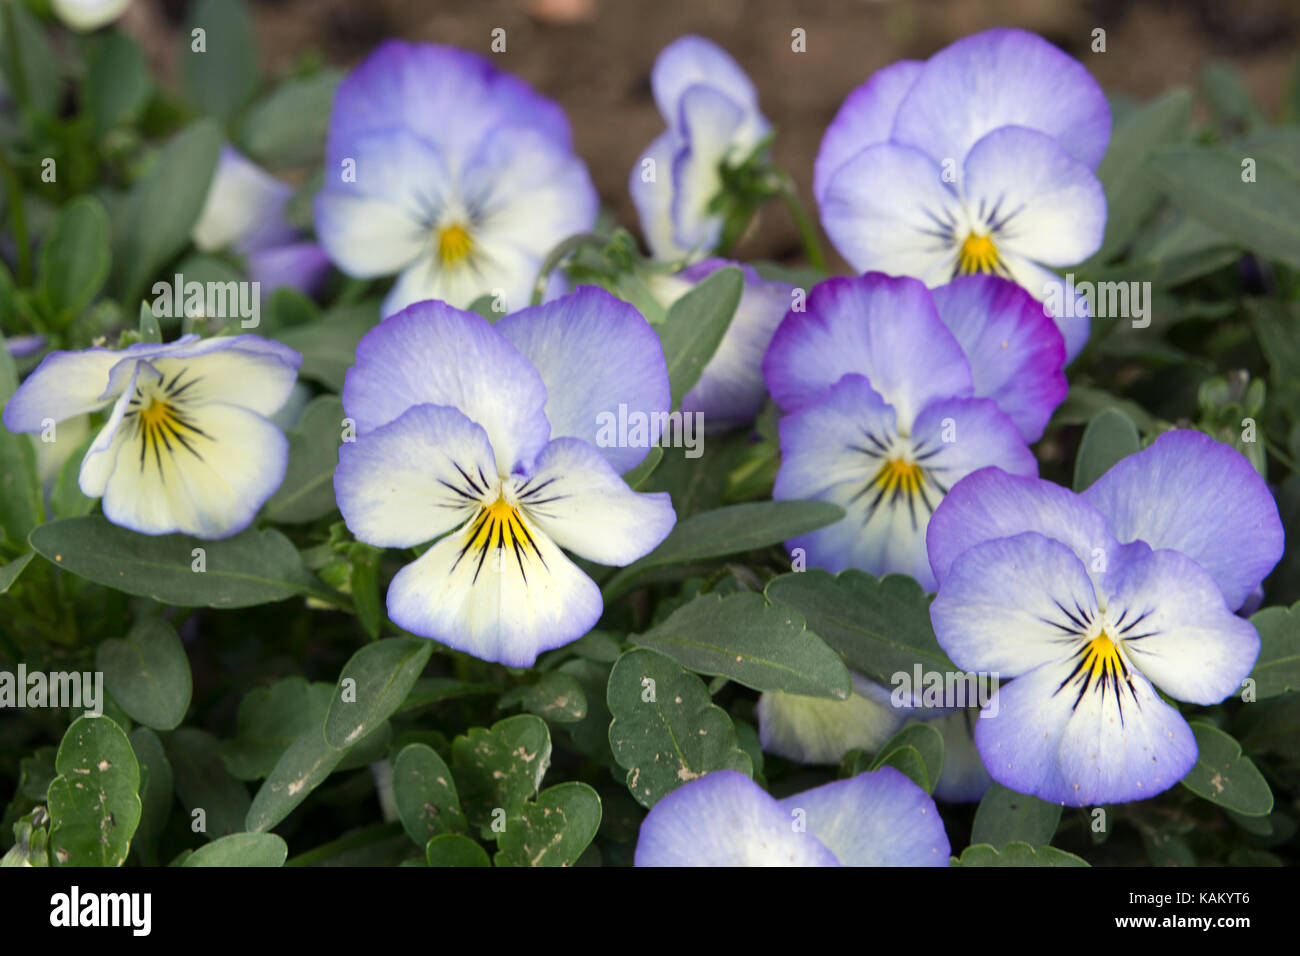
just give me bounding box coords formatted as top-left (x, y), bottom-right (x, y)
top-left (1081, 632), bottom-right (1124, 679)
top-left (436, 223), bottom-right (474, 266)
top-left (956, 232), bottom-right (1002, 275)
top-left (873, 457), bottom-right (924, 497)
top-left (139, 398), bottom-right (173, 430)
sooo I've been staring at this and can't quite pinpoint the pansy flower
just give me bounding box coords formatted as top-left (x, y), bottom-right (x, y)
top-left (2, 335), bottom-right (302, 538)
top-left (757, 675), bottom-right (991, 803)
top-left (814, 29), bottom-right (1111, 359)
top-left (645, 259), bottom-right (793, 429)
top-left (926, 430), bottom-right (1284, 806)
top-left (630, 36), bottom-right (769, 261)
top-left (763, 272), bottom-right (1064, 589)
top-left (315, 41), bottom-right (597, 318)
top-left (51, 0), bottom-right (130, 31)
top-left (334, 287), bottom-right (675, 666)
top-left (634, 768), bottom-right (950, 866)
top-left (192, 146), bottom-right (331, 297)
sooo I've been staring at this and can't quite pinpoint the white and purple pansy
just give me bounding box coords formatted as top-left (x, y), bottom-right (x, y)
top-left (630, 35), bottom-right (769, 262)
top-left (762, 271), bottom-right (1064, 588)
top-left (634, 767), bottom-right (950, 866)
top-left (315, 41), bottom-right (598, 318)
top-left (926, 430), bottom-right (1285, 806)
top-left (2, 335), bottom-right (302, 538)
top-left (815, 28), bottom-right (1111, 360)
top-left (193, 146), bottom-right (331, 296)
top-left (334, 286), bottom-right (676, 667)
top-left (646, 258), bottom-right (793, 429)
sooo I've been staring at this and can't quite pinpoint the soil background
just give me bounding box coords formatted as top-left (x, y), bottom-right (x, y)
top-left (123, 0), bottom-right (1300, 266)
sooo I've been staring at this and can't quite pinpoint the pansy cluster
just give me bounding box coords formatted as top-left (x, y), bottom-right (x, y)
top-left (0, 10), bottom-right (1290, 871)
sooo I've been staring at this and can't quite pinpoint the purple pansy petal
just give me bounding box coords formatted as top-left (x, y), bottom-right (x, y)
top-left (892, 28), bottom-right (1111, 170)
top-left (635, 770), bottom-right (839, 867)
top-left (4, 348), bottom-right (132, 431)
top-left (495, 286), bottom-right (670, 473)
top-left (246, 242), bottom-right (333, 296)
top-left (813, 60), bottom-right (924, 205)
top-left (930, 275), bottom-right (1067, 442)
top-left (910, 396), bottom-right (1039, 486)
top-left (1103, 547), bottom-right (1260, 704)
top-left (932, 530), bottom-right (1101, 676)
top-left (335, 404), bottom-right (498, 549)
top-left (669, 85), bottom-right (747, 253)
top-left (927, 468), bottom-right (1118, 587)
top-left (820, 143), bottom-right (962, 284)
top-left (4, 334), bottom-right (47, 360)
top-left (651, 35), bottom-right (761, 137)
top-left (629, 130), bottom-right (682, 259)
top-left (326, 41), bottom-right (572, 168)
top-left (776, 768), bottom-right (951, 867)
top-left (763, 273), bottom-right (973, 425)
top-left (975, 655), bottom-right (1197, 807)
top-left (192, 146), bottom-right (293, 254)
top-left (516, 437), bottom-right (676, 566)
top-left (961, 126), bottom-right (1107, 268)
top-left (342, 299), bottom-right (550, 471)
top-left (677, 259), bottom-right (794, 428)
top-left (1002, 256), bottom-right (1092, 363)
top-left (1081, 430), bottom-right (1285, 611)
top-left (314, 128), bottom-right (449, 278)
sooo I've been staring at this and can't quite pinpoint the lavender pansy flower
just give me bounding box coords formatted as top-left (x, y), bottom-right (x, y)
top-left (3, 335), bottom-right (302, 538)
top-left (815, 29), bottom-right (1111, 360)
top-left (762, 272), bottom-right (1061, 588)
top-left (630, 36), bottom-right (769, 261)
top-left (926, 430), bottom-right (1284, 805)
top-left (634, 768), bottom-right (950, 866)
top-left (315, 42), bottom-right (597, 318)
top-left (193, 146), bottom-right (331, 296)
top-left (334, 287), bottom-right (675, 667)
top-left (646, 259), bottom-right (793, 429)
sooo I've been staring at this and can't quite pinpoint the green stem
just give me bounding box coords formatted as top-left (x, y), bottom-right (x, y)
top-left (530, 232), bottom-right (607, 306)
top-left (778, 177), bottom-right (827, 274)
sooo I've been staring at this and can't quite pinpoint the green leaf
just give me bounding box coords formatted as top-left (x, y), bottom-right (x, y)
top-left (1072, 408), bottom-right (1141, 492)
top-left (128, 727), bottom-right (172, 866)
top-left (0, 411), bottom-right (42, 552)
top-left (86, 32), bottom-right (153, 135)
top-left (30, 515), bottom-right (331, 608)
top-left (264, 395), bottom-right (345, 523)
top-left (521, 671), bottom-right (588, 723)
top-left (163, 728), bottom-right (251, 841)
top-left (632, 591), bottom-right (850, 698)
top-left (494, 782), bottom-right (602, 867)
top-left (183, 832), bottom-right (287, 867)
top-left (1149, 145), bottom-right (1300, 268)
top-left (971, 783), bottom-right (1063, 848)
top-left (38, 197), bottom-right (111, 326)
top-left (219, 677), bottom-right (333, 780)
top-left (764, 569), bottom-right (955, 686)
top-left (181, 0), bottom-right (259, 122)
top-left (237, 70), bottom-right (342, 167)
top-left (603, 500), bottom-right (844, 599)
top-left (451, 715), bottom-right (552, 836)
top-left (1247, 299), bottom-right (1300, 387)
top-left (621, 445), bottom-right (663, 490)
top-left (47, 716), bottom-right (142, 867)
top-left (1181, 722), bottom-right (1273, 816)
top-left (868, 723), bottom-right (944, 794)
top-left (0, 551), bottom-right (33, 593)
top-left (607, 648), bottom-right (752, 808)
top-left (119, 119), bottom-right (224, 306)
top-left (49, 428), bottom-right (97, 519)
top-left (1084, 88), bottom-right (1192, 266)
top-left (0, 0), bottom-right (57, 115)
top-left (659, 265), bottom-right (743, 407)
top-left (138, 300), bottom-right (162, 343)
top-left (96, 617), bottom-right (193, 731)
top-left (273, 302), bottom-right (378, 391)
top-left (244, 727), bottom-right (342, 833)
top-left (1048, 384), bottom-right (1158, 433)
top-left (953, 842), bottom-right (1089, 867)
top-left (323, 638), bottom-right (432, 749)
top-left (426, 833), bottom-right (490, 867)
top-left (392, 743), bottom-right (467, 846)
top-left (1248, 602), bottom-right (1300, 699)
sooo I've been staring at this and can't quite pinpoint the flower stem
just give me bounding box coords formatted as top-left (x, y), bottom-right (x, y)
top-left (777, 176), bottom-right (827, 274)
